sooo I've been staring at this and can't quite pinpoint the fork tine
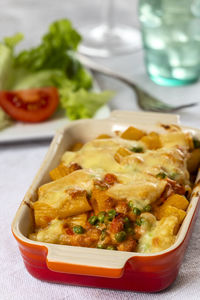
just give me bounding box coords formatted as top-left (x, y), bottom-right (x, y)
top-left (137, 88), bottom-right (198, 112)
top-left (167, 102), bottom-right (198, 112)
top-left (146, 102), bottom-right (198, 113)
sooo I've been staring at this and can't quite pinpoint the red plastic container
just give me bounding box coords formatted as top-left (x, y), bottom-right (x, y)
top-left (12, 111), bottom-right (200, 292)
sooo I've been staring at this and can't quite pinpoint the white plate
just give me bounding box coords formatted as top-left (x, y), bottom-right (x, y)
top-left (0, 105), bottom-right (110, 143)
top-left (0, 78), bottom-right (111, 143)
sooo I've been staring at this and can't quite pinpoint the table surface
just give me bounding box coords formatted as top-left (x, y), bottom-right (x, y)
top-left (1, 1), bottom-right (200, 299)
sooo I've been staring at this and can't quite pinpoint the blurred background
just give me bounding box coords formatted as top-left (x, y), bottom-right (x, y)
top-left (0, 0), bottom-right (140, 48)
top-left (0, 0), bottom-right (200, 126)
top-left (1, 2), bottom-right (200, 299)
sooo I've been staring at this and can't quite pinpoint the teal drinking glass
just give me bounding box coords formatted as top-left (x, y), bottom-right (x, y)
top-left (139, 0), bottom-right (200, 86)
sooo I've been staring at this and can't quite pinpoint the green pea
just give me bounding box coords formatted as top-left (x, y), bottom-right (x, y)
top-left (131, 146), bottom-right (144, 153)
top-left (97, 244), bottom-right (105, 249)
top-left (108, 209), bottom-right (116, 221)
top-left (103, 215), bottom-right (110, 224)
top-left (133, 207), bottom-right (141, 215)
top-left (124, 217), bottom-right (131, 229)
top-left (128, 201), bottom-right (134, 208)
top-left (169, 173), bottom-right (178, 180)
top-left (143, 204), bottom-right (152, 212)
top-left (88, 215), bottom-right (98, 225)
top-left (115, 231), bottom-right (127, 242)
top-left (97, 211), bottom-right (106, 223)
top-left (73, 225), bottom-right (84, 234)
top-left (136, 218), bottom-right (146, 227)
top-left (95, 223), bottom-right (101, 229)
top-left (156, 172), bottom-right (167, 179)
top-left (135, 219), bottom-right (142, 226)
top-left (193, 138), bottom-right (200, 149)
top-left (107, 245), bottom-right (116, 250)
top-left (126, 227), bottom-right (135, 235)
top-left (100, 229), bottom-right (107, 241)
top-left (124, 217), bottom-right (129, 223)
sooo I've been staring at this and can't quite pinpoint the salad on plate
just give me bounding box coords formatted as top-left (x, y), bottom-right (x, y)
top-left (0, 19), bottom-right (113, 130)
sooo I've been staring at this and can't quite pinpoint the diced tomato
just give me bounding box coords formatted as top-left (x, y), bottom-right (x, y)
top-left (0, 87), bottom-right (59, 123)
top-left (65, 228), bottom-right (74, 235)
top-left (104, 173), bottom-right (118, 185)
top-left (115, 200), bottom-right (128, 214)
top-left (109, 216), bottom-right (124, 233)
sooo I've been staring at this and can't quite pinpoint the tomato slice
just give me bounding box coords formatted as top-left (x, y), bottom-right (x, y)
top-left (0, 87), bottom-right (59, 123)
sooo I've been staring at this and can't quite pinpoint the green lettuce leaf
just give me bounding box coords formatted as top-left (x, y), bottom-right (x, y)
top-left (60, 89), bottom-right (114, 120)
top-left (4, 33), bottom-right (24, 52)
top-left (0, 19), bottom-right (113, 123)
top-left (14, 19), bottom-right (82, 72)
top-left (0, 107), bottom-right (13, 130)
top-left (9, 19), bottom-right (93, 91)
top-left (11, 69), bottom-right (76, 91)
top-left (0, 44), bottom-right (13, 90)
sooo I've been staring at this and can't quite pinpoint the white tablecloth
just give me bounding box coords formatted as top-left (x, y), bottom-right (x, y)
top-left (1, 1), bottom-right (200, 299)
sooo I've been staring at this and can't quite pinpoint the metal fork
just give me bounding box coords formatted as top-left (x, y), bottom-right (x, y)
top-left (77, 53), bottom-right (198, 112)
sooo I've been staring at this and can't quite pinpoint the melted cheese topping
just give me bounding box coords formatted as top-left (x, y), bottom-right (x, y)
top-left (137, 216), bottom-right (178, 253)
top-left (106, 180), bottom-right (166, 209)
top-left (61, 134), bottom-right (190, 197)
top-left (121, 147), bottom-right (189, 185)
top-left (29, 219), bottom-right (65, 244)
top-left (62, 136), bottom-right (189, 178)
top-left (62, 138), bottom-right (146, 173)
top-left (31, 127), bottom-right (192, 253)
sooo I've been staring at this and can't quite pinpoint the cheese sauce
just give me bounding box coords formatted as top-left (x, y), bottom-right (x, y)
top-left (30, 127), bottom-right (194, 253)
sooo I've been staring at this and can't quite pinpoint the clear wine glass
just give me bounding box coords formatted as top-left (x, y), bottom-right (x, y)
top-left (78, 0), bottom-right (142, 57)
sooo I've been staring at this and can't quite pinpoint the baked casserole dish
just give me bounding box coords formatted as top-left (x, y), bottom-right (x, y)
top-left (12, 111), bottom-right (200, 292)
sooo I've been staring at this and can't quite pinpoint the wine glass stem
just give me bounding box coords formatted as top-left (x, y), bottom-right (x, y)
top-left (104, 0), bottom-right (115, 32)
